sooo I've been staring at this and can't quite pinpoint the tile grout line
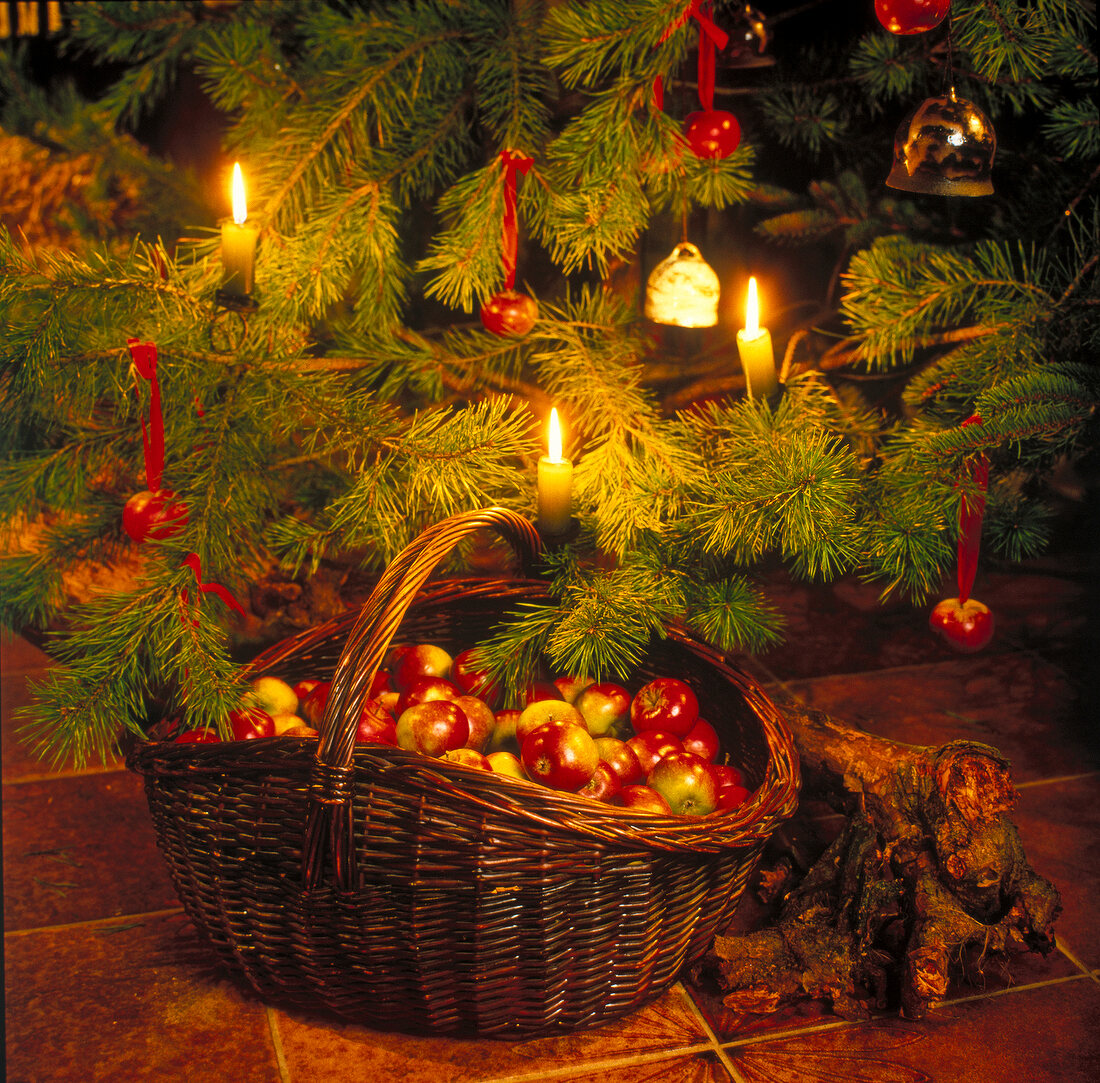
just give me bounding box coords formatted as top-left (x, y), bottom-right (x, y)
top-left (927, 969), bottom-right (1092, 1009)
top-left (1056, 937), bottom-right (1100, 984)
top-left (4, 905), bottom-right (185, 938)
top-left (678, 982), bottom-right (751, 1083)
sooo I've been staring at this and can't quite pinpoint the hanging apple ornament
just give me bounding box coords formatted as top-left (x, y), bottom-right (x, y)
top-left (480, 289), bottom-right (537, 336)
top-left (480, 149), bottom-right (537, 338)
top-left (929, 415), bottom-right (994, 653)
top-left (681, 3), bottom-right (740, 160)
top-left (122, 489), bottom-right (189, 543)
top-left (875, 0), bottom-right (950, 36)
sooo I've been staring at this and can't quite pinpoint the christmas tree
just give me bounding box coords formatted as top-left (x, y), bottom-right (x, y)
top-left (1, 0), bottom-right (1096, 768)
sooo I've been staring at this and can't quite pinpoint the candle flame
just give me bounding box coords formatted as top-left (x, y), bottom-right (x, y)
top-left (548, 408), bottom-right (563, 462)
top-left (745, 276), bottom-right (760, 337)
top-left (231, 162), bottom-right (248, 225)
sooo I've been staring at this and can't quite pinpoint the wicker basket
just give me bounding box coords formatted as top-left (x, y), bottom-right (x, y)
top-left (128, 508), bottom-right (800, 1036)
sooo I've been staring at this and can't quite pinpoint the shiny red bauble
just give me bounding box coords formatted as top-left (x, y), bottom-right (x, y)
top-left (929, 596), bottom-right (995, 653)
top-left (683, 109), bottom-right (741, 160)
top-left (874, 0), bottom-right (950, 35)
top-left (480, 290), bottom-right (538, 336)
top-left (122, 489), bottom-right (189, 543)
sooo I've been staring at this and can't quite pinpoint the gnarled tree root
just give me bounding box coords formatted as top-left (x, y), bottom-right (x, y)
top-left (696, 703), bottom-right (1061, 1020)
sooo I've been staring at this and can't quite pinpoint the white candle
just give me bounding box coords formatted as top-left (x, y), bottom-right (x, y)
top-left (220, 163), bottom-right (259, 297)
top-left (736, 277), bottom-right (779, 399)
top-left (537, 408), bottom-right (573, 535)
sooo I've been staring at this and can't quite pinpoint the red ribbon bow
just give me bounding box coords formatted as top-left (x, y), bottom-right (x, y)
top-left (181, 553), bottom-right (248, 621)
top-left (500, 150), bottom-right (533, 290)
top-left (654, 1), bottom-right (729, 112)
top-left (128, 338), bottom-right (164, 492)
top-left (957, 415), bottom-right (989, 604)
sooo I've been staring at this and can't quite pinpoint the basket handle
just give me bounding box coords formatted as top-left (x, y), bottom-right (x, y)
top-left (301, 507), bottom-right (543, 890)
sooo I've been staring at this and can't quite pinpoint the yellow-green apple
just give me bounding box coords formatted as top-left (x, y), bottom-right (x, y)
top-left (574, 681), bottom-right (631, 736)
top-left (443, 747), bottom-right (491, 770)
top-left (647, 751), bottom-right (719, 816)
top-left (486, 708), bottom-right (521, 754)
top-left (396, 700), bottom-right (469, 757)
top-left (521, 720), bottom-right (599, 791)
top-left (246, 675), bottom-right (298, 717)
top-left (630, 677), bottom-right (699, 738)
top-left (516, 698), bottom-right (586, 744)
top-left (486, 750), bottom-right (527, 780)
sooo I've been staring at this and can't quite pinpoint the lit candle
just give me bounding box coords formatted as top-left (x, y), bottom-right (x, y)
top-left (220, 162), bottom-right (259, 297)
top-left (537, 408), bottom-right (573, 535)
top-left (735, 277), bottom-right (779, 399)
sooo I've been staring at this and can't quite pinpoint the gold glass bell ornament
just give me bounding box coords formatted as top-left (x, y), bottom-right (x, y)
top-left (886, 90), bottom-right (996, 197)
top-left (645, 243), bottom-right (720, 328)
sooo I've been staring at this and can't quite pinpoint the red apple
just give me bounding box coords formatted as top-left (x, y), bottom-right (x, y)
top-left (929, 596), bottom-right (995, 653)
top-left (574, 681), bottom-right (631, 737)
top-left (300, 681), bottom-right (331, 726)
top-left (524, 679), bottom-right (563, 705)
top-left (395, 700), bottom-right (469, 757)
top-left (516, 698), bottom-right (586, 744)
top-left (681, 717), bottom-right (720, 762)
top-left (396, 675), bottom-right (460, 715)
top-left (480, 289), bottom-right (538, 337)
top-left (647, 751), bottom-right (719, 816)
top-left (630, 677), bottom-right (699, 738)
top-left (176, 727), bottom-right (220, 744)
top-left (443, 747), bottom-right (491, 771)
top-left (554, 673), bottom-right (594, 704)
top-left (487, 750), bottom-right (527, 780)
top-left (454, 694), bottom-right (495, 752)
top-left (122, 489), bottom-right (189, 543)
top-left (627, 730), bottom-right (683, 775)
top-left (391, 643), bottom-right (453, 692)
top-left (875, 0), bottom-right (950, 36)
top-left (521, 720), bottom-right (599, 791)
top-left (712, 763), bottom-right (745, 789)
top-left (292, 678), bottom-right (321, 701)
top-left (595, 736), bottom-right (644, 787)
top-left (620, 785), bottom-right (672, 814)
top-left (713, 783), bottom-right (752, 813)
top-left (486, 708), bottom-right (521, 754)
top-left (229, 706), bottom-right (275, 741)
top-left (577, 762), bottom-right (622, 804)
top-left (355, 701), bottom-right (398, 745)
top-left (451, 647), bottom-right (501, 706)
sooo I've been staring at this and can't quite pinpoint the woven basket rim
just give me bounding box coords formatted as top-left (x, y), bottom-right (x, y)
top-left (131, 572), bottom-right (800, 855)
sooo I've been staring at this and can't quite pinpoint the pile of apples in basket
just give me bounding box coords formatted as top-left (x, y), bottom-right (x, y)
top-left (174, 643), bottom-right (752, 816)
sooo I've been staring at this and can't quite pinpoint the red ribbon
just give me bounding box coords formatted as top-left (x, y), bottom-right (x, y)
top-left (128, 338), bottom-right (164, 492)
top-left (653, 1), bottom-right (729, 112)
top-left (500, 150), bottom-right (533, 290)
top-left (181, 553), bottom-right (248, 620)
top-left (957, 415), bottom-right (988, 604)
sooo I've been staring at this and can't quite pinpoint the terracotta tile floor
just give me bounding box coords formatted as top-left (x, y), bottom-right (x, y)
top-left (4, 511), bottom-right (1099, 1081)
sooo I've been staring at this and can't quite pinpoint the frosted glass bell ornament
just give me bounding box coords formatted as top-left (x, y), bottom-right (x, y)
top-left (886, 90), bottom-right (995, 197)
top-left (645, 243), bottom-right (720, 328)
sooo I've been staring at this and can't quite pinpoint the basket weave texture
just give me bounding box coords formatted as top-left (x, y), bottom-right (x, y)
top-left (128, 508), bottom-right (800, 1036)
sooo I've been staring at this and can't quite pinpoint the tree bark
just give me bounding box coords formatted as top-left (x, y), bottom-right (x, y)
top-left (696, 701), bottom-right (1062, 1020)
